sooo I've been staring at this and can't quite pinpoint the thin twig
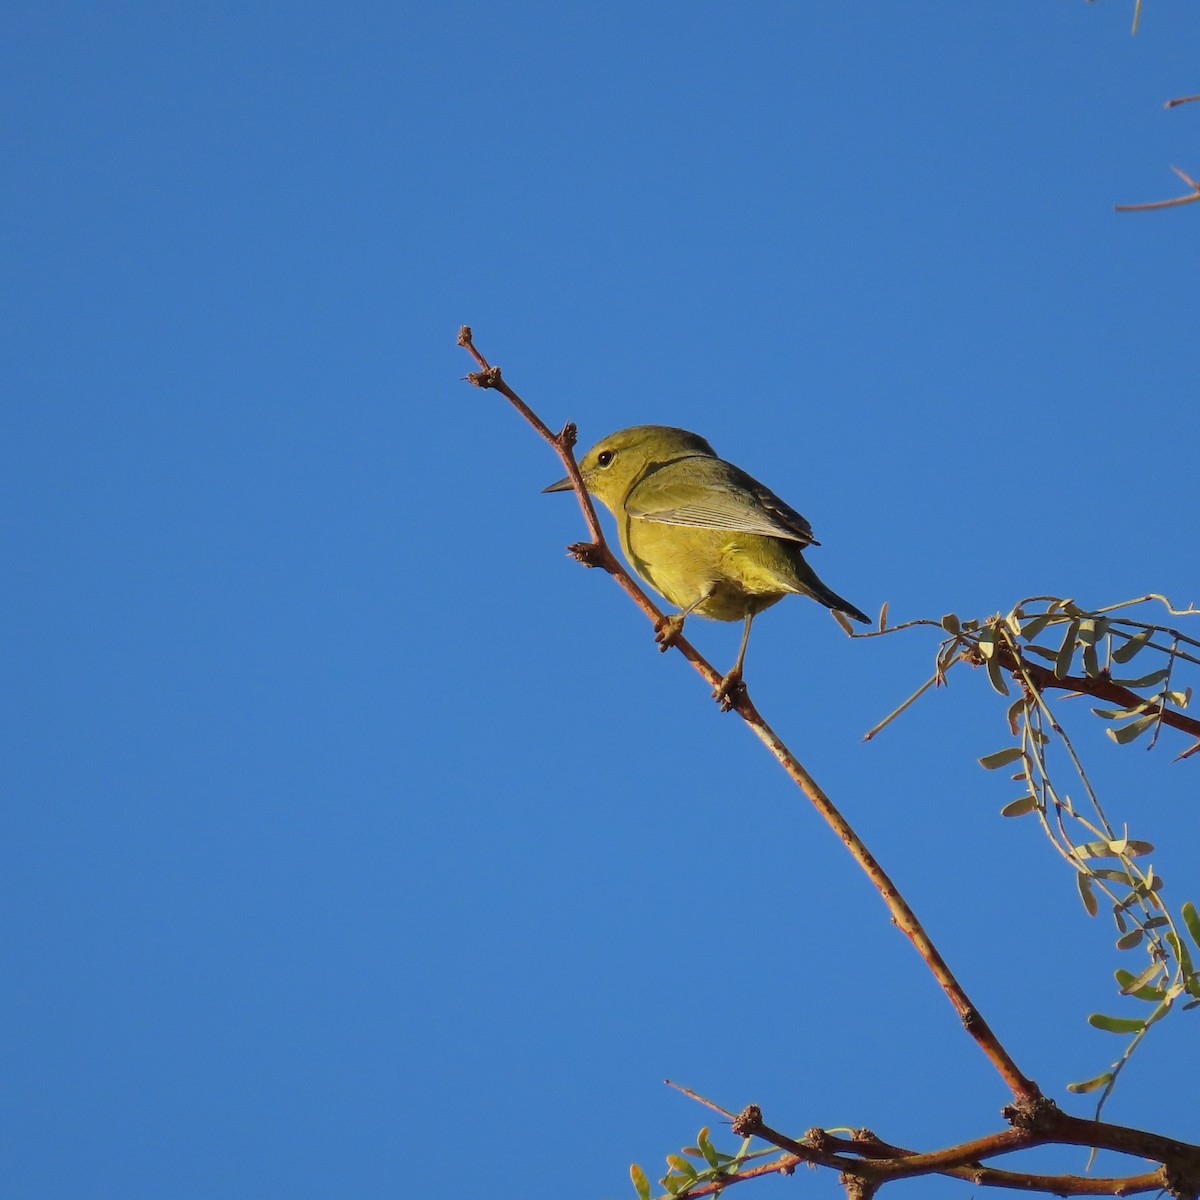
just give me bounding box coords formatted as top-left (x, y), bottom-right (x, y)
top-left (1115, 165), bottom-right (1200, 212)
top-left (664, 1080), bottom-right (736, 1121)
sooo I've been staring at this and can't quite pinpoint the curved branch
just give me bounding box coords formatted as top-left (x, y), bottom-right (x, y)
top-left (1115, 165), bottom-right (1200, 212)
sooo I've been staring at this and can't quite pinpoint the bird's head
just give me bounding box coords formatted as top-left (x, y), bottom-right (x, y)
top-left (543, 425), bottom-right (717, 513)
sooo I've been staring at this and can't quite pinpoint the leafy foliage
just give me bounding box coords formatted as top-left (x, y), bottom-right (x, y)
top-left (630, 1126), bottom-right (762, 1199)
top-left (868, 595), bottom-right (1200, 1115)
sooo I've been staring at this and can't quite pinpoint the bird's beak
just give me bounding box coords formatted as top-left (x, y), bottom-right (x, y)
top-left (542, 474), bottom-right (575, 493)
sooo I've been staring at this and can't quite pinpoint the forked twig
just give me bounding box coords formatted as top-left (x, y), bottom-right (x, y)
top-left (1115, 165), bottom-right (1200, 212)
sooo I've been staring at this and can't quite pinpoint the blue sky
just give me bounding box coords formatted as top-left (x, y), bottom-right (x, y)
top-left (4, 3), bottom-right (1200, 1198)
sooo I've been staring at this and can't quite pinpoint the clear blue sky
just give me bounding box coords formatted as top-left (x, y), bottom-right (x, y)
top-left (4, 3), bottom-right (1199, 1198)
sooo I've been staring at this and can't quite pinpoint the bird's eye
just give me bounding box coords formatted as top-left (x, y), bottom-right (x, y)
top-left (597, 450), bottom-right (615, 467)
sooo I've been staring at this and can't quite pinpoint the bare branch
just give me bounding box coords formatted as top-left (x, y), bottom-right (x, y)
top-left (458, 327), bottom-right (1041, 1104)
top-left (1115, 165), bottom-right (1200, 213)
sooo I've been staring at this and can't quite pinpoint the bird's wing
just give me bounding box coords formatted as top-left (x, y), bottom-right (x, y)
top-left (625, 457), bottom-right (818, 546)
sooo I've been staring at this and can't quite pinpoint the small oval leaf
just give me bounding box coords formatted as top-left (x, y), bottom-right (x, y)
top-left (985, 654), bottom-right (1010, 695)
top-left (979, 746), bottom-right (1024, 770)
top-left (1182, 901), bottom-right (1200, 951)
top-left (1088, 1013), bottom-right (1146, 1034)
top-left (1112, 627), bottom-right (1153, 664)
top-left (666, 1155), bottom-right (698, 1181)
top-left (1110, 668), bottom-right (1170, 689)
top-left (1107, 713), bottom-right (1158, 745)
top-left (1117, 962), bottom-right (1167, 999)
top-left (1067, 1071), bottom-right (1114, 1094)
top-left (1076, 872), bottom-right (1098, 917)
top-left (631, 1164), bottom-right (652, 1200)
top-left (1055, 621), bottom-right (1080, 678)
top-left (1002, 795), bottom-right (1038, 818)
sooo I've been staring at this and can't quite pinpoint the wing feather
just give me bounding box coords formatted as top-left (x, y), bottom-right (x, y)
top-left (625, 456), bottom-right (818, 546)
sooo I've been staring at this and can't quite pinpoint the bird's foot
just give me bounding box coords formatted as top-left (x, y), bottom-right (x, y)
top-left (654, 613), bottom-right (686, 652)
top-left (712, 670), bottom-right (746, 712)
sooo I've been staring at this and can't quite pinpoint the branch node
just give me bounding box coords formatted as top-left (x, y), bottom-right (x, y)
top-left (566, 541), bottom-right (611, 570)
top-left (806, 1127), bottom-right (832, 1151)
top-left (1002, 1094), bottom-right (1059, 1133)
top-left (466, 365), bottom-right (503, 389)
top-left (1164, 1159), bottom-right (1200, 1200)
top-left (555, 422), bottom-right (578, 451)
top-left (731, 1104), bottom-right (764, 1138)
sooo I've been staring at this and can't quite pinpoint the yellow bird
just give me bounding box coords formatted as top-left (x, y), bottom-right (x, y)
top-left (545, 425), bottom-right (868, 698)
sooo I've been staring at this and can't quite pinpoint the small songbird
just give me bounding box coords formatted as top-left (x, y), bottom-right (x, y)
top-left (544, 425), bottom-right (868, 700)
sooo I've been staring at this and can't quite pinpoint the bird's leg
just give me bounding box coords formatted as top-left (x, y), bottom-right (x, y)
top-left (654, 589), bottom-right (713, 652)
top-left (713, 613), bottom-right (754, 710)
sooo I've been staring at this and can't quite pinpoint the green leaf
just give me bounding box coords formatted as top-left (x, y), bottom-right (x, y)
top-left (696, 1128), bottom-right (721, 1171)
top-left (1083, 642), bottom-right (1101, 679)
top-left (1117, 963), bottom-right (1166, 1000)
top-left (1090, 867), bottom-right (1136, 884)
top-left (1024, 644), bottom-right (1057, 662)
top-left (1067, 1071), bottom-right (1114, 1094)
top-left (1108, 838), bottom-right (1154, 858)
top-left (1002, 795), bottom-right (1038, 818)
top-left (1107, 713), bottom-right (1157, 744)
top-left (1116, 929), bottom-right (1144, 951)
top-left (1072, 840), bottom-right (1114, 860)
top-left (1182, 901), bottom-right (1200, 951)
top-left (1020, 614), bottom-right (1053, 640)
top-left (1112, 627), bottom-right (1153, 664)
top-left (977, 626), bottom-right (996, 659)
top-left (1005, 697), bottom-right (1028, 735)
top-left (1088, 1013), bottom-right (1146, 1034)
top-left (1109, 668), bottom-right (1170, 689)
top-left (1167, 931), bottom-right (1196, 978)
top-left (666, 1155), bottom-right (698, 1182)
top-left (631, 1164), bottom-right (652, 1200)
top-left (1055, 621), bottom-right (1080, 678)
top-left (1091, 704), bottom-right (1152, 721)
top-left (941, 612), bottom-right (960, 634)
top-left (985, 653), bottom-right (1010, 695)
top-left (978, 746), bottom-right (1024, 770)
top-left (1076, 872), bottom-right (1098, 917)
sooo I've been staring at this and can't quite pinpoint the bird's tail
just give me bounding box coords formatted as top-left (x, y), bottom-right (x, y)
top-left (797, 572), bottom-right (870, 625)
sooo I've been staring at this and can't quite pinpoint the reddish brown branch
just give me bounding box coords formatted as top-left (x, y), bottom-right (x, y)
top-left (991, 643), bottom-right (1200, 743)
top-left (727, 1105), bottom-right (1195, 1199)
top-left (458, 325), bottom-right (1040, 1105)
